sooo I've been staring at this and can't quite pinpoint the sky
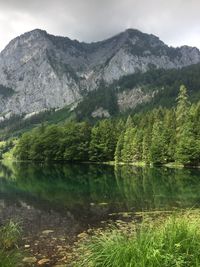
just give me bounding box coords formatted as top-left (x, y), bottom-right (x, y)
top-left (0, 0), bottom-right (200, 52)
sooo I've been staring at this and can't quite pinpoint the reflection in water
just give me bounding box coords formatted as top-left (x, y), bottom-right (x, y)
top-left (0, 162), bottom-right (200, 225)
top-left (115, 166), bottom-right (200, 211)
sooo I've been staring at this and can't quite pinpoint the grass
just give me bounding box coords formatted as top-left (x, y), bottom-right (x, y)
top-left (75, 212), bottom-right (200, 267)
top-left (0, 220), bottom-right (23, 267)
top-left (0, 250), bottom-right (22, 267)
top-left (0, 220), bottom-right (21, 249)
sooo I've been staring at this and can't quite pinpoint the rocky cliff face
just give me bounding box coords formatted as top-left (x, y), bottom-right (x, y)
top-left (0, 28), bottom-right (200, 118)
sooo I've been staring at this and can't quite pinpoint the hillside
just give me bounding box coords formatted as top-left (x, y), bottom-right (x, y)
top-left (75, 62), bottom-right (200, 120)
top-left (1, 62), bottom-right (200, 138)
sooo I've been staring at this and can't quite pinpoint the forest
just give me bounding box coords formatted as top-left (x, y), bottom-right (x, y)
top-left (14, 85), bottom-right (200, 166)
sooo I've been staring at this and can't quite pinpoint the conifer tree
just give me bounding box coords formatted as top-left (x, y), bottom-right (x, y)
top-left (175, 85), bottom-right (198, 165)
top-left (150, 121), bottom-right (167, 164)
top-left (176, 85), bottom-right (190, 137)
top-left (163, 109), bottom-right (176, 162)
top-left (89, 120), bottom-right (117, 161)
top-left (142, 131), bottom-right (151, 163)
top-left (121, 116), bottom-right (136, 163)
top-left (115, 133), bottom-right (124, 163)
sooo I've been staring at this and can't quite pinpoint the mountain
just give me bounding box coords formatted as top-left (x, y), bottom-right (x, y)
top-left (0, 28), bottom-right (200, 122)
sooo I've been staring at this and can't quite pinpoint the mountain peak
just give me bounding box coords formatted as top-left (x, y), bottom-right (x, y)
top-left (125, 28), bottom-right (142, 34)
top-left (0, 28), bottom-right (200, 118)
top-left (26, 28), bottom-right (48, 36)
top-left (19, 28), bottom-right (49, 41)
top-left (110, 28), bottom-right (164, 49)
top-left (0, 29), bottom-right (49, 55)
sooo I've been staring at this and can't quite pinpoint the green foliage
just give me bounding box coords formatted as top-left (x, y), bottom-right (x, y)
top-left (117, 63), bottom-right (200, 103)
top-left (0, 221), bottom-right (21, 249)
top-left (175, 86), bottom-right (200, 165)
top-left (175, 121), bottom-right (200, 165)
top-left (115, 133), bottom-right (124, 163)
top-left (89, 120), bottom-right (119, 161)
top-left (0, 250), bottom-right (22, 267)
top-left (76, 214), bottom-right (200, 267)
top-left (14, 85), bottom-right (200, 166)
top-left (121, 126), bottom-right (136, 162)
top-left (14, 122), bottom-right (92, 161)
top-left (62, 122), bottom-right (91, 161)
top-left (149, 112), bottom-right (174, 165)
top-left (176, 85), bottom-right (191, 135)
top-left (74, 63), bottom-right (200, 121)
top-left (0, 106), bottom-right (74, 140)
top-left (75, 83), bottom-right (119, 121)
top-left (1, 64), bottom-right (200, 140)
top-left (0, 141), bottom-right (14, 159)
top-left (114, 85), bottom-right (200, 166)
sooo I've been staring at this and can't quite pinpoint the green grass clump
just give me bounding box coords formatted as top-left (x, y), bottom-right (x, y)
top-left (0, 250), bottom-right (22, 267)
top-left (76, 214), bottom-right (200, 267)
top-left (0, 220), bottom-right (21, 249)
top-left (0, 220), bottom-right (22, 267)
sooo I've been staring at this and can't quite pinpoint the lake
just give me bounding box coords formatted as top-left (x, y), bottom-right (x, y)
top-left (0, 161), bottom-right (200, 263)
top-left (1, 162), bottom-right (200, 224)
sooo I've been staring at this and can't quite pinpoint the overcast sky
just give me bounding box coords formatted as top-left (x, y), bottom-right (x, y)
top-left (0, 0), bottom-right (200, 52)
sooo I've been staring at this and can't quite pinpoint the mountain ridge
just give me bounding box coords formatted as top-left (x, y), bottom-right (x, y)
top-left (0, 28), bottom-right (200, 120)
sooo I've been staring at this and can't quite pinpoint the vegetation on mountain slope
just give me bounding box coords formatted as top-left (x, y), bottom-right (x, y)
top-left (1, 63), bottom-right (200, 138)
top-left (76, 63), bottom-right (200, 120)
top-left (14, 85), bottom-right (200, 166)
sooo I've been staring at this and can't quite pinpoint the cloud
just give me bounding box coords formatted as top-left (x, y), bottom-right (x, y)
top-left (0, 0), bottom-right (200, 52)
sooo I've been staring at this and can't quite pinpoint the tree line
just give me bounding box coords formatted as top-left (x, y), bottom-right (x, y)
top-left (14, 85), bottom-right (200, 166)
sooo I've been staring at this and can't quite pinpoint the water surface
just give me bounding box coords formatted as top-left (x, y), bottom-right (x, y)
top-left (0, 162), bottom-right (200, 234)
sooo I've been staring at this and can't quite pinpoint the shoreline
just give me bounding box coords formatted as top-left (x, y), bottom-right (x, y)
top-left (2, 158), bottom-right (200, 169)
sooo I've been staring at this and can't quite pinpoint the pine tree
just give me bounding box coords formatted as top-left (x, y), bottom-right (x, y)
top-left (150, 120), bottom-right (167, 164)
top-left (141, 114), bottom-right (153, 164)
top-left (142, 131), bottom-right (151, 163)
top-left (176, 85), bottom-right (190, 137)
top-left (121, 116), bottom-right (136, 163)
top-left (89, 120), bottom-right (117, 161)
top-left (175, 85), bottom-right (198, 165)
top-left (115, 133), bottom-right (124, 163)
top-left (175, 120), bottom-right (199, 165)
top-left (163, 109), bottom-right (176, 162)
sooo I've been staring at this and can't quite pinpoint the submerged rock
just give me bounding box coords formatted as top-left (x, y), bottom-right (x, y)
top-left (42, 230), bottom-right (54, 234)
top-left (38, 258), bottom-right (50, 265)
top-left (22, 256), bottom-right (37, 264)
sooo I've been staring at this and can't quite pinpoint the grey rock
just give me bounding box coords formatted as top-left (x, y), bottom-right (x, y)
top-left (0, 28), bottom-right (200, 116)
top-left (91, 107), bottom-right (110, 118)
top-left (117, 87), bottom-right (154, 111)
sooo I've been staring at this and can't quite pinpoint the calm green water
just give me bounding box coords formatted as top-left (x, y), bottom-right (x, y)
top-left (0, 162), bottom-right (200, 233)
